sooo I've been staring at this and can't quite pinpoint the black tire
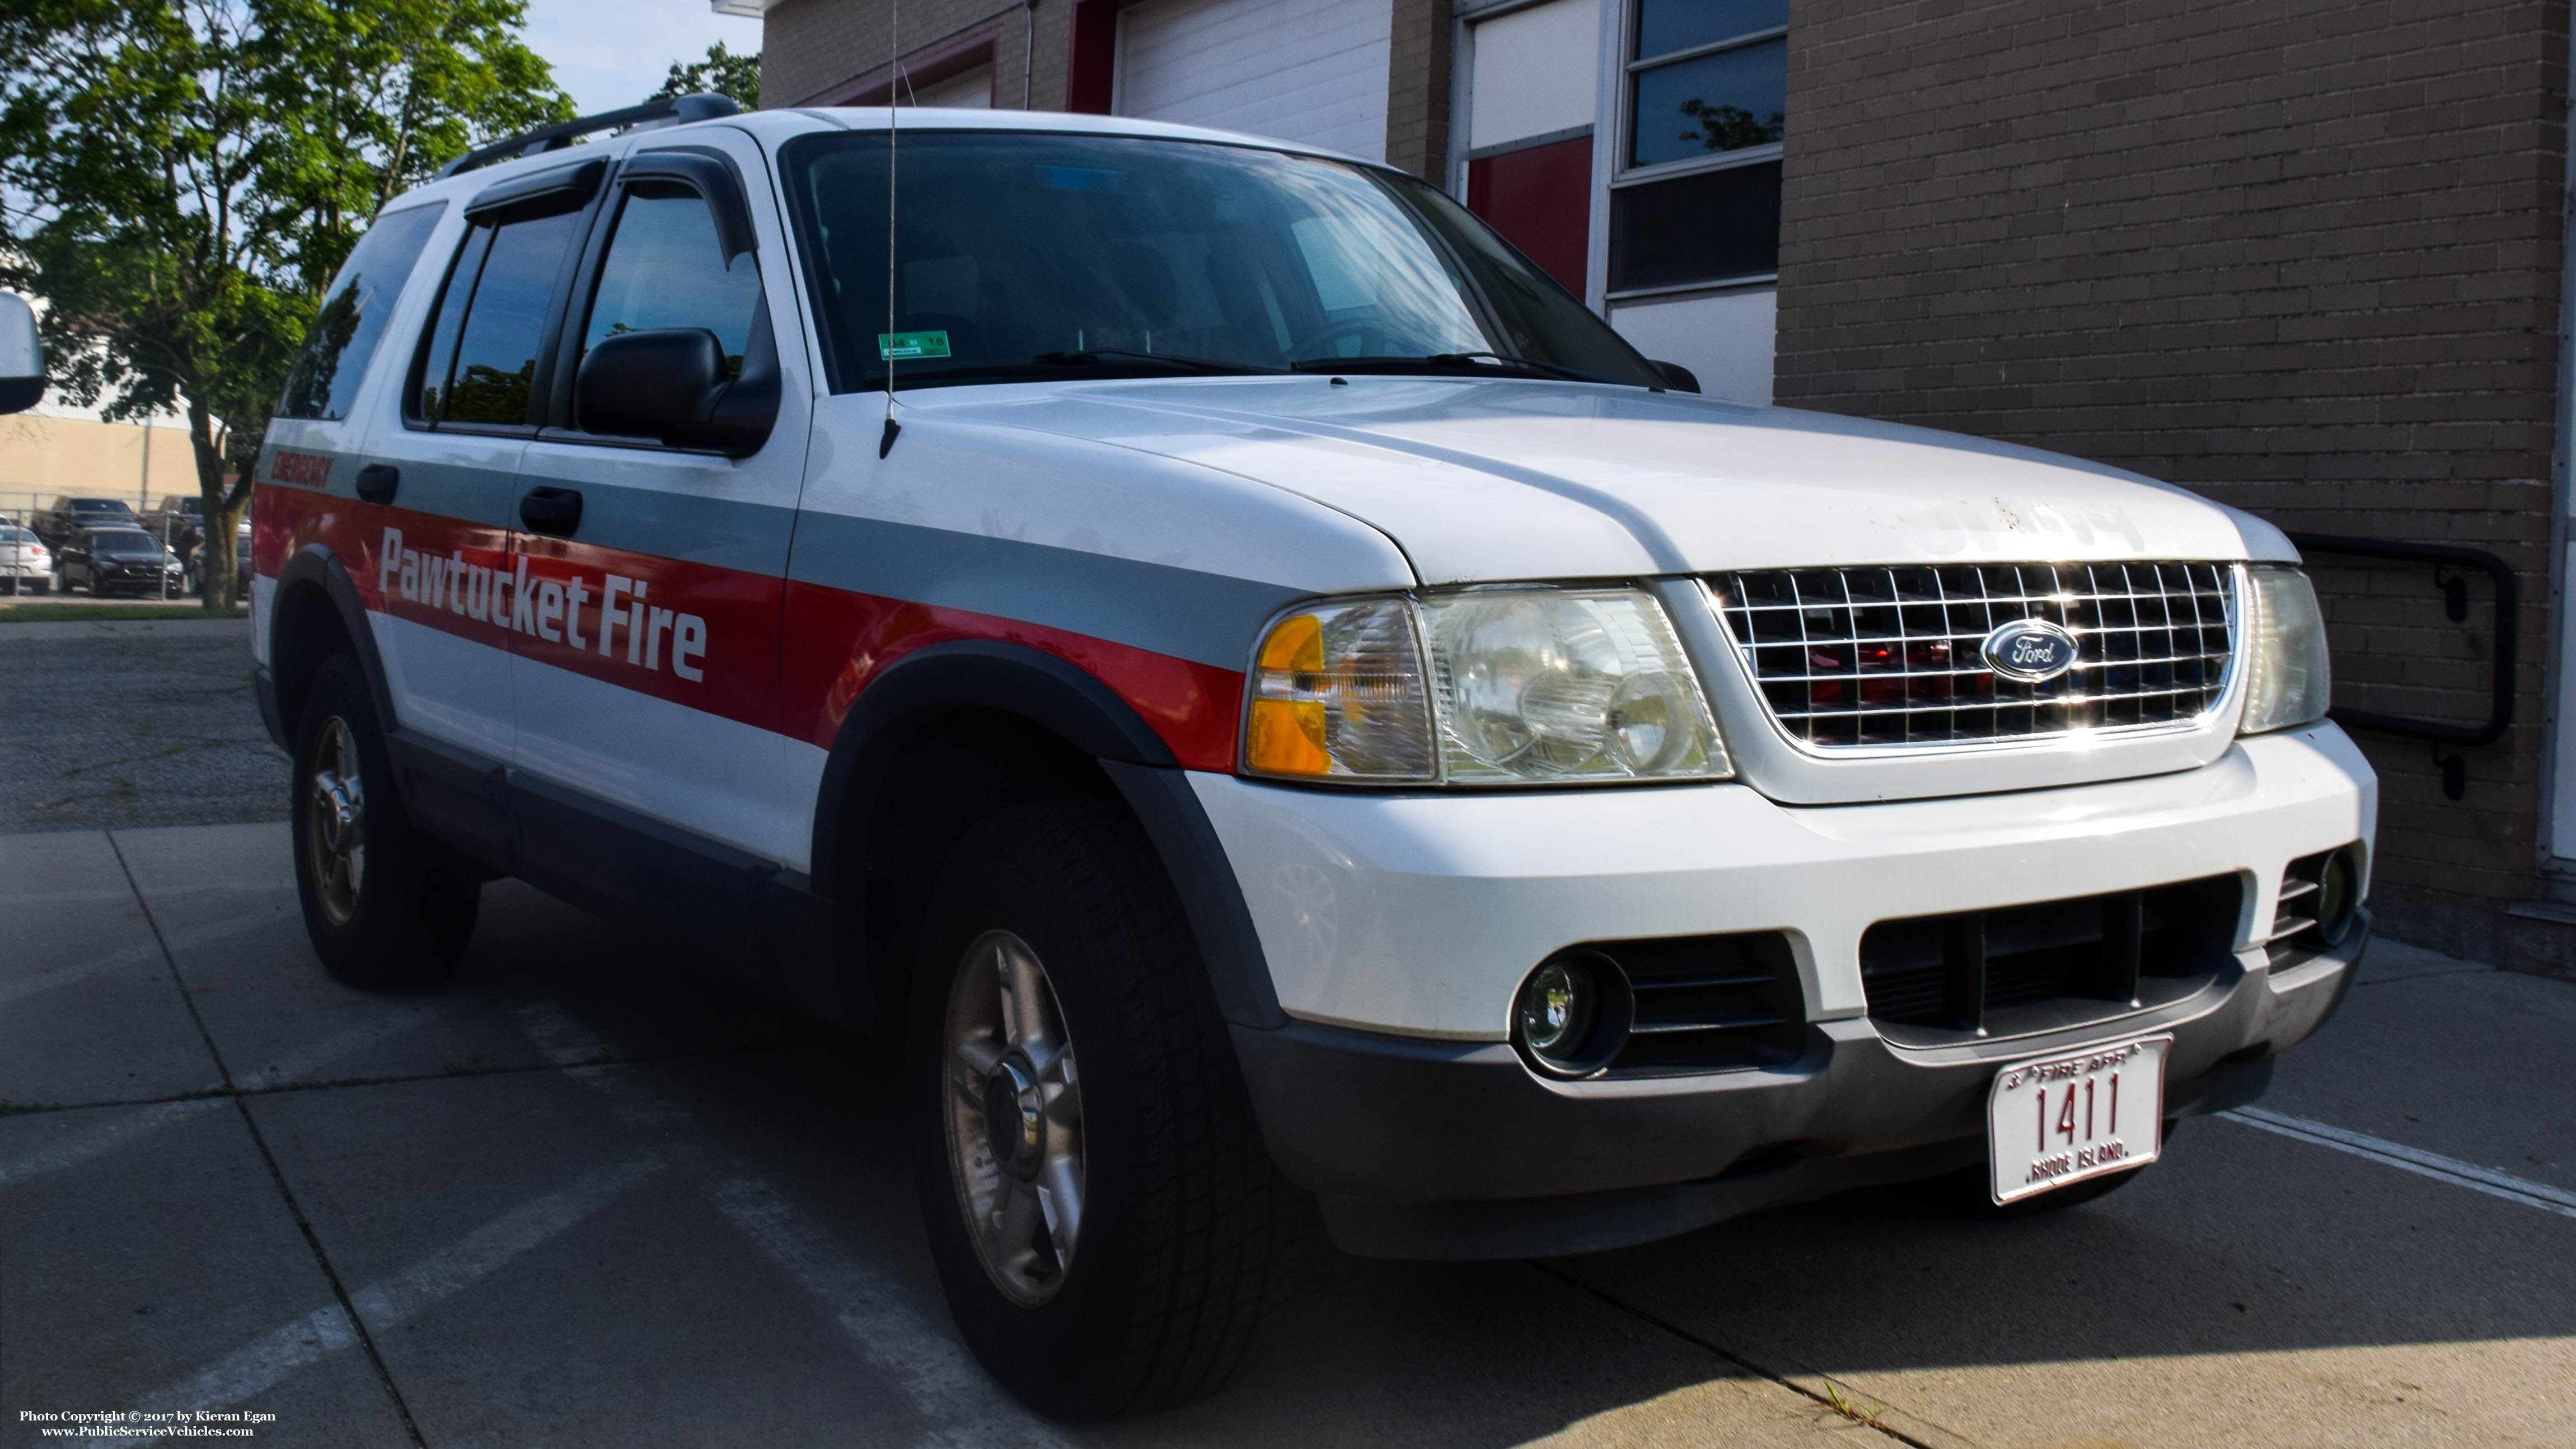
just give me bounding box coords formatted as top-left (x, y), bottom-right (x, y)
top-left (289, 654), bottom-right (479, 988)
top-left (909, 799), bottom-right (1289, 1421)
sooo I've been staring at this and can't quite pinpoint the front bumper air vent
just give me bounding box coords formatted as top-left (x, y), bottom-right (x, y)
top-left (2266, 846), bottom-right (2364, 970)
top-left (1860, 875), bottom-right (2242, 1045)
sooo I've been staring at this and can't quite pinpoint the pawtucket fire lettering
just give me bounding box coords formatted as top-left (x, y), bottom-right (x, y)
top-left (377, 526), bottom-right (706, 681)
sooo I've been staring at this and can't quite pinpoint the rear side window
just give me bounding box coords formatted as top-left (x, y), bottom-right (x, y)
top-left (277, 204), bottom-right (446, 421)
top-left (582, 186), bottom-right (762, 380)
top-left (414, 208), bottom-right (586, 426)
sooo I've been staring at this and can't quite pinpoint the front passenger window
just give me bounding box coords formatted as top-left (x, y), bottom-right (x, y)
top-left (582, 185), bottom-right (762, 385)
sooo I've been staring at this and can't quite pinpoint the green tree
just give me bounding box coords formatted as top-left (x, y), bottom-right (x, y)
top-left (652, 40), bottom-right (760, 111)
top-left (0, 0), bottom-right (570, 609)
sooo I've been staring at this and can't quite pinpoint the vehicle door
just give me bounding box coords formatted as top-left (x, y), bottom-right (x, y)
top-left (353, 165), bottom-right (605, 768)
top-left (507, 130), bottom-right (811, 868)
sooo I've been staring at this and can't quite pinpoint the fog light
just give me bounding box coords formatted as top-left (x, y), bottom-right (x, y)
top-left (2311, 848), bottom-right (2361, 946)
top-left (1513, 950), bottom-right (1632, 1078)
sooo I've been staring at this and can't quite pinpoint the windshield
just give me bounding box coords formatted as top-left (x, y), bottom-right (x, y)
top-left (780, 130), bottom-right (1664, 391)
top-left (72, 500), bottom-right (134, 515)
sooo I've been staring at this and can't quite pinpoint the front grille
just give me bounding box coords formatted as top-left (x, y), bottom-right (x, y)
top-left (1860, 875), bottom-right (2241, 1042)
top-left (1595, 932), bottom-right (1808, 1076)
top-left (1711, 562), bottom-right (2238, 748)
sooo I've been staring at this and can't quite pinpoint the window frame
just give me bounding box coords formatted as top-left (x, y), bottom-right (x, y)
top-left (1604, 1), bottom-right (1785, 299)
top-left (536, 147), bottom-right (766, 451)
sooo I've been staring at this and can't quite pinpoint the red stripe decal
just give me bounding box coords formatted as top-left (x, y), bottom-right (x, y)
top-left (256, 482), bottom-right (1246, 771)
top-left (782, 580), bottom-right (1244, 771)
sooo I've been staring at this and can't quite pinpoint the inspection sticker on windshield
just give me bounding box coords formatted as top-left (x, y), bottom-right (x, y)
top-left (878, 331), bottom-right (952, 360)
top-left (1988, 1035), bottom-right (2168, 1204)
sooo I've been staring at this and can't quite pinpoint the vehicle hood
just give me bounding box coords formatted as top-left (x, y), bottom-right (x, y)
top-left (924, 377), bottom-right (2293, 584)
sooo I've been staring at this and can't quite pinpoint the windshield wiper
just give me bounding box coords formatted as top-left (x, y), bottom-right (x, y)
top-left (1287, 351), bottom-right (1614, 383)
top-left (1033, 349), bottom-right (1280, 376)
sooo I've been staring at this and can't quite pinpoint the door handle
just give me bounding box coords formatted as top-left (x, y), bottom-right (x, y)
top-left (518, 486), bottom-right (583, 536)
top-left (354, 463), bottom-right (399, 505)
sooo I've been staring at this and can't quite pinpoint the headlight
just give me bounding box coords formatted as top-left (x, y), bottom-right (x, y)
top-left (1242, 585), bottom-right (1730, 785)
top-left (2238, 564), bottom-right (2331, 735)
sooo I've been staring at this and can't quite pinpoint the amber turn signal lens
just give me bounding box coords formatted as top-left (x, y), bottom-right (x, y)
top-left (1239, 598), bottom-right (1435, 781)
top-left (1245, 698), bottom-right (1332, 775)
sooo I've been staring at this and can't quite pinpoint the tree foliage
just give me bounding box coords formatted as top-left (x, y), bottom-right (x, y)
top-left (0, 0), bottom-right (570, 607)
top-left (652, 40), bottom-right (760, 111)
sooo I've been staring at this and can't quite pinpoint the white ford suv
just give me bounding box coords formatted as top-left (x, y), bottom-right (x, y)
top-left (249, 96), bottom-right (2374, 1419)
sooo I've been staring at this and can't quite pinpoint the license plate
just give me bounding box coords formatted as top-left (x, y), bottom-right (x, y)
top-left (1988, 1035), bottom-right (2170, 1204)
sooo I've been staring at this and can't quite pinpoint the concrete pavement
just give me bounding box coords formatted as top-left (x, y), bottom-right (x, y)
top-left (3, 823), bottom-right (2570, 1447)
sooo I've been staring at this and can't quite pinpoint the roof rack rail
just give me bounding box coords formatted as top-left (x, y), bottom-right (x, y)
top-left (436, 93), bottom-right (742, 179)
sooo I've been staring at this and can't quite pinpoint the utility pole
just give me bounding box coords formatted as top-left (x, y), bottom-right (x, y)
top-left (143, 421), bottom-right (165, 599)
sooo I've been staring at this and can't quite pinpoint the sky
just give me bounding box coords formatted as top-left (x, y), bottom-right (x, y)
top-left (517, 0), bottom-right (764, 118)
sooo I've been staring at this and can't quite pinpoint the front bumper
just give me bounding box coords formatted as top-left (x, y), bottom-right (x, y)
top-left (1236, 922), bottom-right (2358, 1258)
top-left (1194, 723), bottom-right (2374, 1258)
top-left (92, 562), bottom-right (186, 589)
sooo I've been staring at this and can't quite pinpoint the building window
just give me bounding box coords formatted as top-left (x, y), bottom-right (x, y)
top-left (1609, 0), bottom-right (1785, 294)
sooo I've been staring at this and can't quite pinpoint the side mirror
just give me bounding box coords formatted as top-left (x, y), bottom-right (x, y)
top-left (0, 293), bottom-right (44, 415)
top-left (1649, 359), bottom-right (1702, 395)
top-left (574, 312), bottom-right (779, 459)
top-left (577, 327), bottom-right (722, 440)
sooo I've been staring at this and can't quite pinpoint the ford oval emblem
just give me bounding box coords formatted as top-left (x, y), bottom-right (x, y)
top-left (1982, 619), bottom-right (2081, 682)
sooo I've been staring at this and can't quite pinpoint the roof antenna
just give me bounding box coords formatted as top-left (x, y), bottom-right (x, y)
top-left (879, 0), bottom-right (903, 458)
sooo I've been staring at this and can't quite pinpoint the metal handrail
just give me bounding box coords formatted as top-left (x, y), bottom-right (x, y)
top-left (2284, 533), bottom-right (2516, 749)
top-left (2285, 532), bottom-right (2517, 801)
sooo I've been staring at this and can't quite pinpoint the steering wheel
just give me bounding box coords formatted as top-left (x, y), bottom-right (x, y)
top-left (1286, 320), bottom-right (1397, 364)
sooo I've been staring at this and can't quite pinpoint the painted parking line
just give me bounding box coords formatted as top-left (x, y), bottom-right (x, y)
top-left (512, 1001), bottom-right (1067, 1449)
top-left (0, 1099), bottom-right (227, 1189)
top-left (231, 1000), bottom-right (469, 1090)
top-left (0, 907), bottom-right (292, 1014)
top-left (2219, 1105), bottom-right (2576, 1220)
top-left (0, 1001), bottom-right (467, 1192)
top-left (79, 1156), bottom-right (664, 1448)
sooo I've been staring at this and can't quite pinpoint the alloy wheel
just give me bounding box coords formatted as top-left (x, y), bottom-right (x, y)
top-left (305, 717), bottom-right (367, 926)
top-left (942, 929), bottom-right (1085, 1306)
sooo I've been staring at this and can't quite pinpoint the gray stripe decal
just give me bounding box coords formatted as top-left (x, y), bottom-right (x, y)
top-left (787, 510), bottom-right (1305, 669)
top-left (382, 459), bottom-right (519, 528)
top-left (529, 475), bottom-right (799, 574)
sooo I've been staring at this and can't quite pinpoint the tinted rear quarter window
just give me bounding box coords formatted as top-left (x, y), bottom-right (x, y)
top-left (277, 204), bottom-right (446, 421)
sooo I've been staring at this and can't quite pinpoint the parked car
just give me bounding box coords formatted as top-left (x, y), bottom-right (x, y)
top-left (34, 495), bottom-right (139, 548)
top-left (251, 99), bottom-right (2374, 1420)
top-left (57, 526), bottom-right (186, 596)
top-left (0, 524), bottom-right (51, 594)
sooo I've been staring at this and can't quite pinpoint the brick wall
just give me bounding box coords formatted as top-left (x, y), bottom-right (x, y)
top-left (1385, 0), bottom-right (1453, 181)
top-left (759, 0), bottom-right (1071, 110)
top-left (1774, 0), bottom-right (2570, 965)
